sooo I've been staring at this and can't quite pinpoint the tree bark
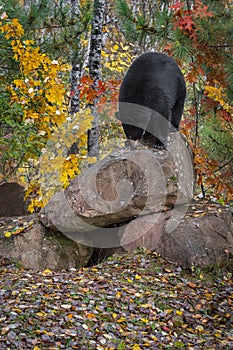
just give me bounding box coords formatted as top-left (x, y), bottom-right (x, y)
top-left (70, 0), bottom-right (81, 115)
top-left (69, 0), bottom-right (83, 154)
top-left (87, 0), bottom-right (105, 157)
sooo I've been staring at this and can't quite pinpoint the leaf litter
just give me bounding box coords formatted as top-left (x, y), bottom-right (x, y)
top-left (0, 250), bottom-right (232, 349)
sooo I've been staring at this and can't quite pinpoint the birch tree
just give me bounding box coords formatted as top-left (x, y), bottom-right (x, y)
top-left (87, 0), bottom-right (105, 157)
top-left (68, 0), bottom-right (83, 155)
top-left (70, 0), bottom-right (81, 116)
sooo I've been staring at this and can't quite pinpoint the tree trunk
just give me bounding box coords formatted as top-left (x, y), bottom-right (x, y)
top-left (69, 0), bottom-right (83, 155)
top-left (70, 0), bottom-right (81, 115)
top-left (87, 0), bottom-right (105, 157)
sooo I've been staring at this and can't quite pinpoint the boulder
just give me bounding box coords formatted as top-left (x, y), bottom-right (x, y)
top-left (0, 215), bottom-right (93, 270)
top-left (157, 209), bottom-right (233, 268)
top-left (39, 133), bottom-right (194, 245)
top-left (120, 211), bottom-right (171, 250)
top-left (121, 205), bottom-right (233, 268)
top-left (0, 182), bottom-right (27, 216)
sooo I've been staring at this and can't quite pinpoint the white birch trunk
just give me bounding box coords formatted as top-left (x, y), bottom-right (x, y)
top-left (70, 0), bottom-right (81, 116)
top-left (87, 0), bottom-right (105, 157)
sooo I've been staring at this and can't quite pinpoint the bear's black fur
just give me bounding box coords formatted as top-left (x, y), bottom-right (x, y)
top-left (117, 52), bottom-right (186, 148)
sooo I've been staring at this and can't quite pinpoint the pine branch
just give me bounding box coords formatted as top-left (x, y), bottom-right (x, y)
top-left (213, 158), bottom-right (233, 174)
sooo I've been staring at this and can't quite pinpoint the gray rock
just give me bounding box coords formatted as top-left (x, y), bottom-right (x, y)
top-left (121, 209), bottom-right (233, 268)
top-left (39, 134), bottom-right (194, 242)
top-left (0, 215), bottom-right (93, 270)
top-left (0, 183), bottom-right (27, 216)
top-left (157, 210), bottom-right (233, 268)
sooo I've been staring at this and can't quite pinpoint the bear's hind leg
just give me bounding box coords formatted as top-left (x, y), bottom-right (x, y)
top-left (142, 131), bottom-right (165, 149)
top-left (171, 99), bottom-right (185, 130)
top-left (122, 123), bottom-right (144, 141)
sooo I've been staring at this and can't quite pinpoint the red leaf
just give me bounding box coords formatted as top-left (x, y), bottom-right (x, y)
top-left (181, 15), bottom-right (194, 32)
top-left (170, 2), bottom-right (184, 11)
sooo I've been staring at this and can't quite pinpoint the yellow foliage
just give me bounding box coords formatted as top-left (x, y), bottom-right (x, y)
top-left (101, 37), bottom-right (135, 74)
top-left (205, 84), bottom-right (233, 114)
top-left (1, 16), bottom-right (94, 212)
top-left (0, 18), bottom-right (24, 38)
top-left (24, 108), bottom-right (94, 211)
top-left (4, 20), bottom-right (68, 135)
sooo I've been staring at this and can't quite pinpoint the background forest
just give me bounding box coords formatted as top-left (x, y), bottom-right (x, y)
top-left (0, 0), bottom-right (232, 211)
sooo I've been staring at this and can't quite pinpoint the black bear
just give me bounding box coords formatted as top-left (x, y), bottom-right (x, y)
top-left (117, 52), bottom-right (186, 148)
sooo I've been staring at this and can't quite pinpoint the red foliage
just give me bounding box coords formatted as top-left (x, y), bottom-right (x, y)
top-left (78, 75), bottom-right (121, 117)
top-left (78, 75), bottom-right (121, 106)
top-left (171, 0), bottom-right (213, 42)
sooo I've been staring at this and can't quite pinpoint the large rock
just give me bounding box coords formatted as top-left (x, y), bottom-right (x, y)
top-left (0, 215), bottom-right (93, 270)
top-left (120, 211), bottom-right (171, 250)
top-left (39, 133), bottom-right (194, 243)
top-left (0, 183), bottom-right (27, 216)
top-left (157, 211), bottom-right (233, 268)
top-left (121, 205), bottom-right (233, 268)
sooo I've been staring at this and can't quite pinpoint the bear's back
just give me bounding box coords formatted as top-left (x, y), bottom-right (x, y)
top-left (119, 52), bottom-right (185, 107)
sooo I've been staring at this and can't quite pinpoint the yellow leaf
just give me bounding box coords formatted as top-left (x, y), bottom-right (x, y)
top-left (101, 50), bottom-right (108, 57)
top-left (42, 268), bottom-right (52, 276)
top-left (135, 274), bottom-right (142, 280)
top-left (4, 231), bottom-right (12, 238)
top-left (88, 156), bottom-right (97, 164)
top-left (116, 291), bottom-right (121, 299)
top-left (121, 45), bottom-right (130, 50)
top-left (141, 303), bottom-right (152, 308)
top-left (165, 309), bottom-right (173, 314)
top-left (176, 310), bottom-right (183, 315)
top-left (215, 332), bottom-right (222, 337)
top-left (195, 325), bottom-right (204, 332)
top-left (12, 307), bottom-right (21, 313)
top-left (132, 345), bottom-right (141, 350)
top-left (151, 335), bottom-right (158, 341)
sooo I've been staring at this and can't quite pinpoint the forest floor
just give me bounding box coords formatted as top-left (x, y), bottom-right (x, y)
top-left (0, 250), bottom-right (232, 350)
